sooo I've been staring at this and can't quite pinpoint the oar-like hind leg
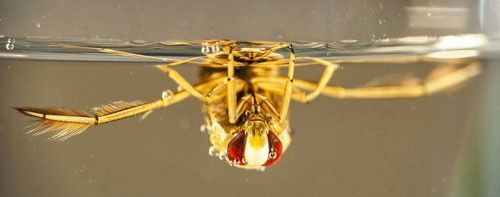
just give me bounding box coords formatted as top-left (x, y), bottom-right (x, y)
top-left (15, 78), bottom-right (225, 141)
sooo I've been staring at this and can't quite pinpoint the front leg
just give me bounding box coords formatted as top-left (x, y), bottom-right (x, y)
top-left (278, 44), bottom-right (295, 124)
top-left (227, 47), bottom-right (238, 123)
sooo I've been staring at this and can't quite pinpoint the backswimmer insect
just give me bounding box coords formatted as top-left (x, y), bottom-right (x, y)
top-left (14, 39), bottom-right (482, 171)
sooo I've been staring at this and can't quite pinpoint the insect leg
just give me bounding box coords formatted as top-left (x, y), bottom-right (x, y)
top-left (157, 62), bottom-right (246, 104)
top-left (234, 95), bottom-right (254, 120)
top-left (278, 45), bottom-right (295, 123)
top-left (292, 57), bottom-right (340, 102)
top-left (253, 57), bottom-right (340, 103)
top-left (206, 77), bottom-right (246, 104)
top-left (15, 78), bottom-right (224, 141)
top-left (255, 94), bottom-right (281, 118)
top-left (315, 61), bottom-right (481, 99)
top-left (59, 44), bottom-right (206, 65)
top-left (227, 47), bottom-right (238, 123)
top-left (156, 64), bottom-right (211, 102)
top-left (256, 61), bottom-right (480, 100)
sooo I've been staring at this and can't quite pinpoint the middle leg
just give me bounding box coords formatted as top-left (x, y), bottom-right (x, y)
top-left (253, 56), bottom-right (340, 103)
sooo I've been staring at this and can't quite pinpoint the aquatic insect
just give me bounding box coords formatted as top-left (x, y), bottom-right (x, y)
top-left (14, 40), bottom-right (481, 171)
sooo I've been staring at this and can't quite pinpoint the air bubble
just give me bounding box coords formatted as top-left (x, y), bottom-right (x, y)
top-left (218, 152), bottom-right (227, 160)
top-left (214, 44), bottom-right (220, 52)
top-left (269, 151), bottom-right (277, 159)
top-left (5, 38), bottom-right (15, 50)
top-left (231, 158), bottom-right (245, 166)
top-left (200, 124), bottom-right (207, 132)
top-left (201, 42), bottom-right (221, 54)
top-left (231, 159), bottom-right (239, 166)
top-left (208, 146), bottom-right (217, 156)
top-left (161, 89), bottom-right (173, 100)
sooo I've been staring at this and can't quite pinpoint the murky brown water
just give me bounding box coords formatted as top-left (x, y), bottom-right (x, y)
top-left (1, 57), bottom-right (498, 196)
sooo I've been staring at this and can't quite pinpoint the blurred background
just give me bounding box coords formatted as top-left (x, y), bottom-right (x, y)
top-left (0, 0), bottom-right (499, 196)
top-left (0, 0), bottom-right (497, 41)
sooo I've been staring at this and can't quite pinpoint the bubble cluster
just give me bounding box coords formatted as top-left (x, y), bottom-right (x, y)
top-left (201, 42), bottom-right (220, 54)
top-left (5, 38), bottom-right (15, 50)
top-left (208, 146), bottom-right (228, 161)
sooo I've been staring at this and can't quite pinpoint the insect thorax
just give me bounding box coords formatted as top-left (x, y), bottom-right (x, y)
top-left (198, 46), bottom-right (291, 170)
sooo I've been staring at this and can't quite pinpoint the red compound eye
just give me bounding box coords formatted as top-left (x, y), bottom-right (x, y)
top-left (263, 131), bottom-right (283, 166)
top-left (227, 131), bottom-right (247, 165)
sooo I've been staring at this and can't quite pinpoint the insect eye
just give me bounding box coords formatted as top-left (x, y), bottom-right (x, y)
top-left (227, 131), bottom-right (247, 165)
top-left (263, 131), bottom-right (283, 166)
